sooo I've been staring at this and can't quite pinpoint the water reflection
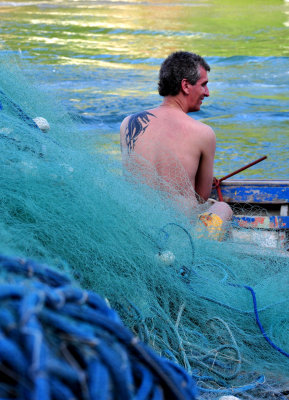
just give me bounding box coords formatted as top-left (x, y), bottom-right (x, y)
top-left (1, 0), bottom-right (288, 64)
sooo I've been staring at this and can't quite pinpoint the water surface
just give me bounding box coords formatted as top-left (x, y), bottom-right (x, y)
top-left (0, 0), bottom-right (288, 178)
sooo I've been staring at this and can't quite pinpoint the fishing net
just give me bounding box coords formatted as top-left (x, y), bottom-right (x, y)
top-left (0, 54), bottom-right (289, 399)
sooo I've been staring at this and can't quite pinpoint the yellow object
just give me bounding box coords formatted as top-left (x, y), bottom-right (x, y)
top-left (198, 212), bottom-right (224, 241)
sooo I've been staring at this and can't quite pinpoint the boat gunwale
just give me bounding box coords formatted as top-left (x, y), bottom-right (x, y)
top-left (220, 179), bottom-right (289, 187)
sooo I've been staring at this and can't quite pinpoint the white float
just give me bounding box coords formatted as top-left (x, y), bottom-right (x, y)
top-left (33, 116), bottom-right (50, 132)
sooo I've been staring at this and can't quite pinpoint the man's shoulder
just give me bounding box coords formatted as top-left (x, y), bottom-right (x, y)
top-left (120, 110), bottom-right (157, 130)
top-left (185, 116), bottom-right (215, 138)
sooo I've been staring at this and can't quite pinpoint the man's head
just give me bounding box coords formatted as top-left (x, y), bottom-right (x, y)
top-left (158, 51), bottom-right (210, 97)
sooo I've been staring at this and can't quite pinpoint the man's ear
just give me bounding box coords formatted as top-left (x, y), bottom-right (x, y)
top-left (181, 78), bottom-right (191, 95)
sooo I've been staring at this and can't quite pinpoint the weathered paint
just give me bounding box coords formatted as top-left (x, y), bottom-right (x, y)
top-left (212, 181), bottom-right (289, 248)
top-left (210, 180), bottom-right (289, 249)
top-left (233, 216), bottom-right (289, 230)
top-left (211, 180), bottom-right (289, 204)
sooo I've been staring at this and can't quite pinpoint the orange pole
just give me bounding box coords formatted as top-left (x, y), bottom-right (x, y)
top-left (218, 156), bottom-right (267, 183)
top-left (214, 156), bottom-right (267, 201)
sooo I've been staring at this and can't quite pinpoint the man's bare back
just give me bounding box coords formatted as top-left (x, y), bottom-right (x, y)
top-left (120, 51), bottom-right (232, 223)
top-left (120, 105), bottom-right (215, 202)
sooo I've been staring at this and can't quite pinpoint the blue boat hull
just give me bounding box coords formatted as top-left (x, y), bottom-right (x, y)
top-left (211, 179), bottom-right (289, 204)
top-left (211, 180), bottom-right (289, 248)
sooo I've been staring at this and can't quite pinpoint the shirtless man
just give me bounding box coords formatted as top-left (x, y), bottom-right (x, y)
top-left (120, 51), bottom-right (232, 234)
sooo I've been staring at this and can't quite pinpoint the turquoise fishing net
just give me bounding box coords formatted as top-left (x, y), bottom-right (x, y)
top-left (0, 55), bottom-right (289, 399)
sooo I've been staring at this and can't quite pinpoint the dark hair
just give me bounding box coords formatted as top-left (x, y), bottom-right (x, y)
top-left (158, 51), bottom-right (210, 97)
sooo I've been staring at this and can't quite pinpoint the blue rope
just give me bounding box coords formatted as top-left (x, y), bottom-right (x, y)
top-left (0, 254), bottom-right (197, 400)
top-left (158, 223), bottom-right (195, 264)
top-left (198, 375), bottom-right (265, 395)
top-left (244, 285), bottom-right (289, 358)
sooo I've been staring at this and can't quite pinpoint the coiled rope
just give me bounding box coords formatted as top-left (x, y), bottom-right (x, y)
top-left (0, 254), bottom-right (197, 400)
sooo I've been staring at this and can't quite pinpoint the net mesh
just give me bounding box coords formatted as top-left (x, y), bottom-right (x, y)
top-left (0, 55), bottom-right (289, 399)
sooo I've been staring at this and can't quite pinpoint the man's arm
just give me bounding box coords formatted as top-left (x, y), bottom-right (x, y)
top-left (194, 126), bottom-right (216, 201)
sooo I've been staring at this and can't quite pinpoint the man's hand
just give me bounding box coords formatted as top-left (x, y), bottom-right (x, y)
top-left (212, 177), bottom-right (218, 188)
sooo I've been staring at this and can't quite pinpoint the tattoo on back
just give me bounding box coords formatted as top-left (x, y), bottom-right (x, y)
top-left (125, 111), bottom-right (156, 152)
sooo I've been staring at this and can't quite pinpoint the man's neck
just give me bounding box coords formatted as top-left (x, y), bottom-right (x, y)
top-left (160, 96), bottom-right (188, 113)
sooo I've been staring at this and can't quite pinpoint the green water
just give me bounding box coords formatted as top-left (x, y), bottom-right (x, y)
top-left (1, 0), bottom-right (288, 61)
top-left (0, 0), bottom-right (288, 178)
